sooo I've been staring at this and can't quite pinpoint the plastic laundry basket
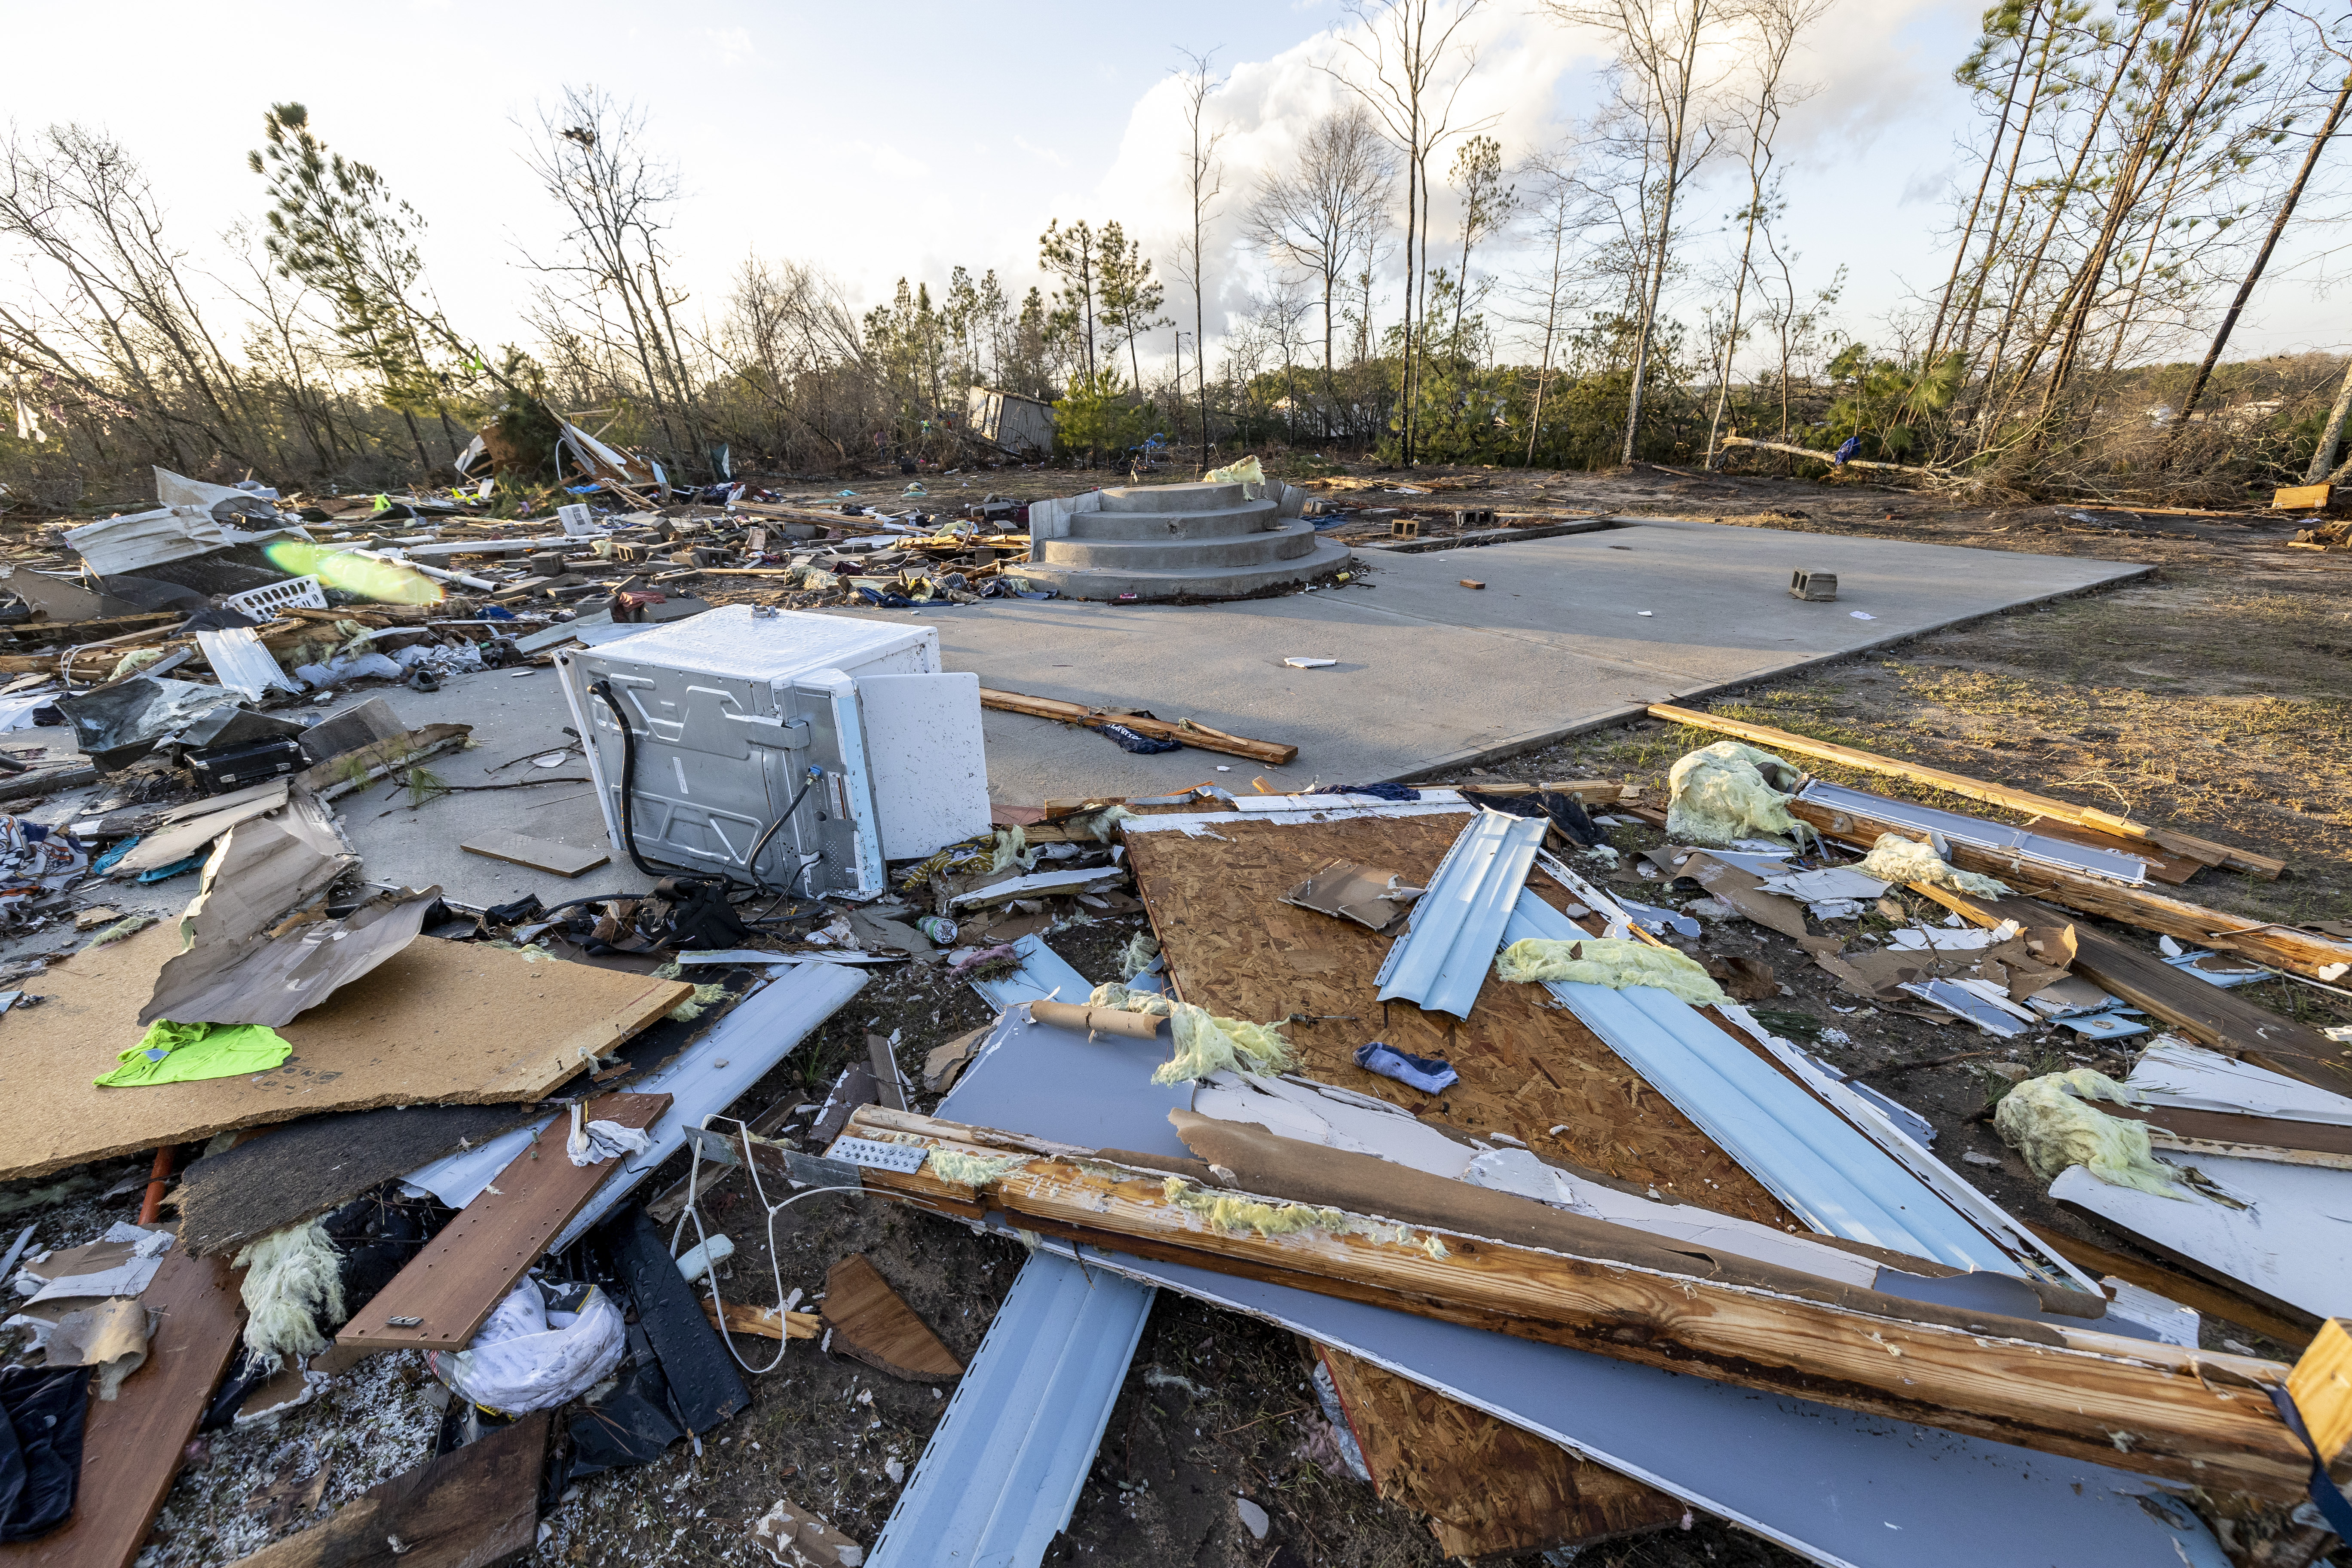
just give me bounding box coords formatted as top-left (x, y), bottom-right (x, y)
top-left (222, 575), bottom-right (327, 617)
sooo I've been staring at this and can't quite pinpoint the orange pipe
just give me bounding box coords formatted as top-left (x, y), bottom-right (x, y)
top-left (138, 1146), bottom-right (176, 1226)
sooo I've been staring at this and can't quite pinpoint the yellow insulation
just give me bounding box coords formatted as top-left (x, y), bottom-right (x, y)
top-left (1856, 833), bottom-right (2013, 897)
top-left (1151, 1003), bottom-right (1294, 1084)
top-left (1087, 982), bottom-right (1173, 1017)
top-left (1994, 1071), bottom-right (2189, 1199)
top-left (1494, 937), bottom-right (1730, 1008)
top-left (1665, 741), bottom-right (1813, 847)
top-left (927, 1149), bottom-right (1031, 1186)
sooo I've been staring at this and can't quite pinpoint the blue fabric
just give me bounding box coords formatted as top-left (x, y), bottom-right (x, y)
top-left (1832, 436), bottom-right (1862, 466)
top-left (2266, 1383), bottom-right (2352, 1540)
top-left (1327, 783), bottom-right (1419, 801)
top-left (1353, 1041), bottom-right (1458, 1093)
top-left (1088, 723), bottom-right (1182, 756)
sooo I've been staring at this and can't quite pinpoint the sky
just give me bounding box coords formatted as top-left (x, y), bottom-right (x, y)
top-left (7, 0), bottom-right (2349, 383)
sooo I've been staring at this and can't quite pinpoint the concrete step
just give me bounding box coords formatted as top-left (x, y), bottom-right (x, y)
top-left (1035, 522), bottom-right (1317, 571)
top-left (1008, 536), bottom-right (1354, 601)
top-left (1064, 502), bottom-right (1276, 540)
top-left (1097, 481), bottom-right (1246, 513)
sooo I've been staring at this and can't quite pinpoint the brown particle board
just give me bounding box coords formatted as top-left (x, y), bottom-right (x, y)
top-left (0, 922), bottom-right (691, 1183)
top-left (1317, 1345), bottom-right (1683, 1560)
top-left (227, 1409), bottom-right (549, 1568)
top-left (821, 1254), bottom-right (963, 1381)
top-left (336, 1092), bottom-right (669, 1352)
top-left (0, 1246), bottom-right (245, 1568)
top-left (1121, 816), bottom-right (1794, 1224)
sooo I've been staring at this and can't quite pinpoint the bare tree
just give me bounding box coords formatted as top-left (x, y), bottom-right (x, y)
top-left (1704, 0), bottom-right (1828, 468)
top-left (1325, 0), bottom-right (1490, 465)
top-left (1243, 105), bottom-right (1395, 437)
top-left (1444, 133), bottom-right (1516, 349)
top-left (1173, 49), bottom-right (1228, 475)
top-left (1544, 0), bottom-right (1732, 465)
top-left (518, 86), bottom-right (707, 478)
top-left (1499, 150), bottom-right (1593, 463)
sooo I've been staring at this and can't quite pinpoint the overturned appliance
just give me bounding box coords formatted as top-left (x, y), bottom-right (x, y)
top-left (555, 606), bottom-right (989, 898)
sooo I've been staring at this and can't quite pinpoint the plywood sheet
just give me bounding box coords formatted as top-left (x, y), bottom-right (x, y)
top-left (335, 1092), bottom-right (669, 1352)
top-left (230, 1410), bottom-right (548, 1568)
top-left (1123, 816), bottom-right (1793, 1224)
top-left (1319, 1345), bottom-right (1683, 1559)
top-left (0, 1246), bottom-right (244, 1568)
top-left (821, 1253), bottom-right (963, 1381)
top-left (0, 922), bottom-right (692, 1182)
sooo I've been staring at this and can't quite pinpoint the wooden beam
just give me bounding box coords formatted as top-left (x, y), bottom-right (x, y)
top-left (335, 1092), bottom-right (669, 1352)
top-left (1651, 702), bottom-right (2282, 879)
top-left (1779, 792), bottom-right (2346, 981)
top-left (980, 687), bottom-right (1297, 766)
top-left (838, 1108), bottom-right (2317, 1501)
top-left (2021, 1225), bottom-right (2314, 1351)
top-left (229, 1410), bottom-right (548, 1568)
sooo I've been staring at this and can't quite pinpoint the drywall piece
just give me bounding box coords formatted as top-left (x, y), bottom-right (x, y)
top-left (5, 920), bottom-right (691, 1183)
top-left (459, 829), bottom-right (610, 878)
top-left (2127, 1037), bottom-right (2352, 1126)
top-left (966, 933), bottom-right (1092, 1013)
top-left (339, 1093), bottom-right (670, 1352)
top-left (858, 671), bottom-right (992, 861)
top-left (112, 781), bottom-right (292, 876)
top-left (1505, 892), bottom-right (2022, 1274)
top-left (1375, 810), bottom-right (1548, 1018)
top-left (144, 884), bottom-right (439, 1029)
top-left (822, 1254), bottom-right (964, 1381)
top-left (228, 1410), bottom-right (549, 1568)
top-left (196, 625), bottom-right (302, 702)
top-left (866, 1252), bottom-right (1153, 1568)
top-left (2052, 1154), bottom-right (2352, 1322)
top-left (930, 987), bottom-right (2231, 1568)
top-left (603, 1210), bottom-right (748, 1434)
top-left (0, 1249), bottom-right (244, 1568)
top-left (404, 960), bottom-right (868, 1253)
top-left (1798, 779), bottom-right (2149, 884)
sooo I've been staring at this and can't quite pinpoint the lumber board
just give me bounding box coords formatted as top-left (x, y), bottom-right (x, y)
top-left (1651, 702), bottom-right (2282, 878)
top-left (1318, 1345), bottom-right (1684, 1557)
top-left (0, 1247), bottom-right (245, 1568)
top-left (2020, 1225), bottom-right (2313, 1351)
top-left (841, 1112), bottom-right (2321, 1501)
top-left (228, 1409), bottom-right (548, 1568)
top-left (2018, 815), bottom-right (2203, 885)
top-left (1120, 813), bottom-right (1795, 1224)
top-left (1, 922), bottom-right (690, 1182)
top-left (821, 1254), bottom-right (963, 1381)
top-left (2093, 1099), bottom-right (2352, 1168)
top-left (1910, 883), bottom-right (2352, 1100)
top-left (336, 1092), bottom-right (669, 1352)
top-left (979, 687), bottom-right (1296, 765)
top-left (1782, 792), bottom-right (2351, 981)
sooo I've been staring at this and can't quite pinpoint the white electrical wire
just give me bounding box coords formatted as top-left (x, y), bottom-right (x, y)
top-left (668, 1113), bottom-right (868, 1376)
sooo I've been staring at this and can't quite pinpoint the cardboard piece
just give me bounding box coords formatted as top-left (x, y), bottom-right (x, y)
top-left (0, 921), bottom-right (692, 1182)
top-left (459, 830), bottom-right (610, 878)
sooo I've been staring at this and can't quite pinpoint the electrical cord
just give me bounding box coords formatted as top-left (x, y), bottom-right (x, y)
top-left (589, 677), bottom-right (665, 879)
top-left (670, 1113), bottom-right (867, 1376)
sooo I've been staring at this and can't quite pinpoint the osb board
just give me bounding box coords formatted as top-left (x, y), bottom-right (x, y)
top-left (0, 1246), bottom-right (245, 1568)
top-left (0, 922), bottom-right (692, 1182)
top-left (1124, 817), bottom-right (1792, 1223)
top-left (1319, 1345), bottom-right (1683, 1560)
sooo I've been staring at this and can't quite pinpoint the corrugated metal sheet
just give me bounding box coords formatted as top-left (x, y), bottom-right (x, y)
top-left (403, 961), bottom-right (867, 1250)
top-left (869, 1252), bottom-right (1153, 1568)
top-left (1503, 891), bottom-right (2020, 1274)
top-left (1374, 810), bottom-right (1548, 1018)
top-left (1798, 779), bottom-right (2147, 883)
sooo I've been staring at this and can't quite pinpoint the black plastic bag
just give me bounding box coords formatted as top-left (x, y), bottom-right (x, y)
top-left (0, 1366), bottom-right (88, 1541)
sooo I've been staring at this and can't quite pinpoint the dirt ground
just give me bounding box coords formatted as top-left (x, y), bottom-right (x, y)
top-left (8, 454), bottom-right (2349, 1568)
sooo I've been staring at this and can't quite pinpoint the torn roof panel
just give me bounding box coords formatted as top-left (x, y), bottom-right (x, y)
top-left (1798, 779), bottom-right (2148, 884)
top-left (1503, 890), bottom-right (2024, 1276)
top-left (1373, 810), bottom-right (1549, 1019)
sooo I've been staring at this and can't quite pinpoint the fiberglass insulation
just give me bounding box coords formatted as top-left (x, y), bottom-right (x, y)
top-left (1855, 833), bottom-right (2013, 897)
top-left (1494, 936), bottom-right (1730, 1008)
top-left (1665, 741), bottom-right (1813, 847)
top-left (1994, 1070), bottom-right (2189, 1199)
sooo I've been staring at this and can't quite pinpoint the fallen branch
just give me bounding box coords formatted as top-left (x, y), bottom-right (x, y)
top-left (979, 687), bottom-right (1296, 766)
top-left (1718, 435), bottom-right (1945, 476)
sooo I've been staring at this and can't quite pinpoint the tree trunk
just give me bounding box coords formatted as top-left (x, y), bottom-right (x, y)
top-left (2309, 358), bottom-right (2352, 484)
top-left (1927, 1), bottom-right (2041, 360)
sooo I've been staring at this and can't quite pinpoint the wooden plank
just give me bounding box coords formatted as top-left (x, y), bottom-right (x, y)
top-left (1318, 1345), bottom-right (1683, 1558)
top-left (2020, 1224), bottom-right (2312, 1350)
top-left (336, 1092), bottom-right (670, 1351)
top-left (2274, 482), bottom-right (2337, 511)
top-left (821, 1254), bottom-right (963, 1381)
top-left (1908, 882), bottom-right (2352, 1100)
top-left (841, 1110), bottom-right (2319, 1501)
top-left (1122, 813), bottom-right (1796, 1224)
top-left (1, 922), bottom-right (691, 1182)
top-left (228, 1409), bottom-right (548, 1568)
top-left (706, 1300), bottom-right (821, 1340)
top-left (459, 829), bottom-right (610, 878)
top-left (1651, 702), bottom-right (2283, 879)
top-left (0, 1247), bottom-right (245, 1568)
top-left (2093, 1099), bottom-right (2352, 1168)
top-left (1782, 791), bottom-right (2350, 980)
top-left (979, 687), bottom-right (1296, 766)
